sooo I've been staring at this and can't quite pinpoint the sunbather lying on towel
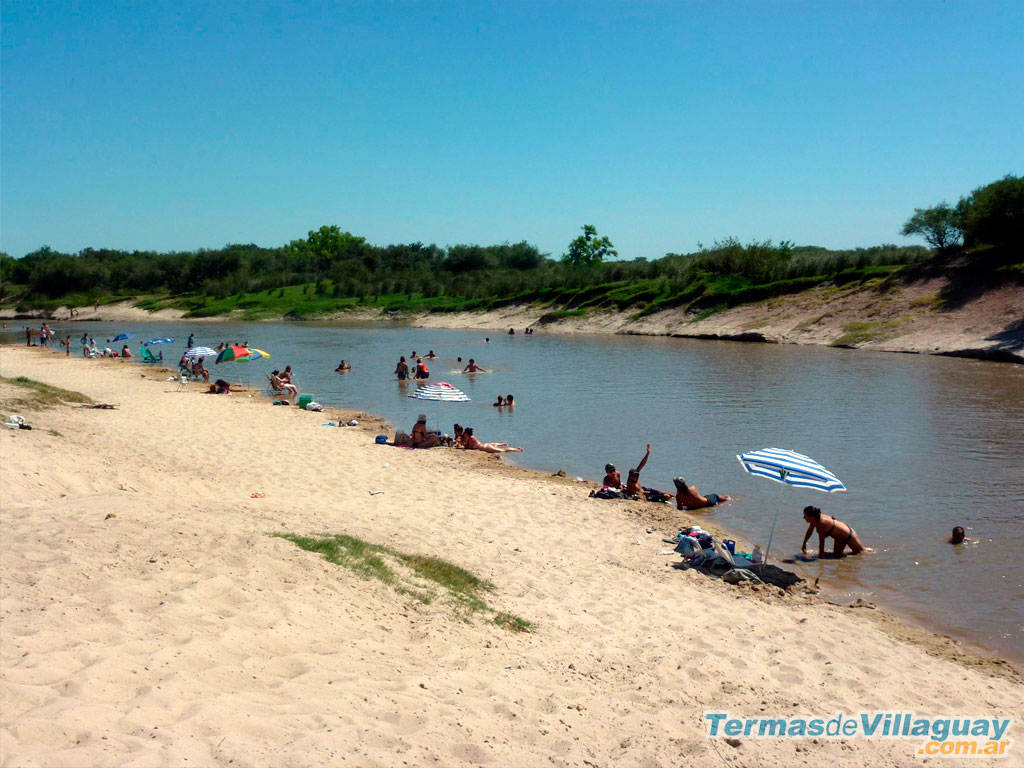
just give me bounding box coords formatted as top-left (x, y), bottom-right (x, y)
top-left (462, 427), bottom-right (522, 453)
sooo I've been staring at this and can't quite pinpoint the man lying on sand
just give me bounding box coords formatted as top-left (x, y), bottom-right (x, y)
top-left (673, 477), bottom-right (732, 510)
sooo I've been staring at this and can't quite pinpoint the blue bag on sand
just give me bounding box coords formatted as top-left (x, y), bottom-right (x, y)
top-left (375, 434), bottom-right (388, 444)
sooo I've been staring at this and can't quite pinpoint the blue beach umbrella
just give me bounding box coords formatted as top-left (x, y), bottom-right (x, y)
top-left (737, 448), bottom-right (846, 493)
top-left (736, 447), bottom-right (847, 566)
top-left (144, 337), bottom-right (175, 346)
top-left (112, 332), bottom-right (134, 342)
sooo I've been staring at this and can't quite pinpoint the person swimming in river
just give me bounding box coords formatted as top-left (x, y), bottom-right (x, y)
top-left (425, 350), bottom-right (437, 359)
top-left (335, 360), bottom-right (351, 372)
top-left (949, 526), bottom-right (973, 544)
top-left (463, 359), bottom-right (486, 373)
top-left (492, 395), bottom-right (505, 407)
top-left (801, 505), bottom-right (869, 557)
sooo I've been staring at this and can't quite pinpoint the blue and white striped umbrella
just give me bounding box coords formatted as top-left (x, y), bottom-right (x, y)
top-left (183, 346), bottom-right (217, 359)
top-left (407, 382), bottom-right (470, 402)
top-left (737, 448), bottom-right (846, 493)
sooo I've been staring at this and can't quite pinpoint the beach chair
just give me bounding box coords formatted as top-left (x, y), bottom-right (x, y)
top-left (265, 372), bottom-right (284, 396)
top-left (176, 371), bottom-right (189, 392)
top-left (140, 346), bottom-right (161, 363)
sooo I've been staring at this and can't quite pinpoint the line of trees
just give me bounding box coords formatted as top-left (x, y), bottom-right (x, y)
top-left (1, 174), bottom-right (1015, 307)
top-left (900, 174), bottom-right (1023, 252)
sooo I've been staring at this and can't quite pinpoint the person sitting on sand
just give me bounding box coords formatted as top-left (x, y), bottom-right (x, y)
top-left (452, 423), bottom-right (466, 447)
top-left (121, 345), bottom-right (132, 358)
top-left (462, 359), bottom-right (486, 373)
top-left (622, 444), bottom-right (673, 502)
top-left (673, 477), bottom-right (732, 510)
top-left (394, 356), bottom-right (409, 380)
top-left (493, 395), bottom-right (505, 407)
top-left (801, 506), bottom-right (868, 558)
top-left (461, 427), bottom-right (523, 453)
top-left (949, 526), bottom-right (973, 544)
top-left (192, 359), bottom-right (210, 382)
top-left (602, 463), bottom-right (622, 489)
top-left (410, 414), bottom-right (440, 448)
top-left (335, 360), bottom-right (351, 372)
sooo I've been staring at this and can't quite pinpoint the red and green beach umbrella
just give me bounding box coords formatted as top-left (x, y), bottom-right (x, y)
top-left (215, 345), bottom-right (255, 364)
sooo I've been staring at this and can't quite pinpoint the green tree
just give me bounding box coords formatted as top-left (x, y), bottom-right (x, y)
top-left (956, 174), bottom-right (1024, 249)
top-left (562, 225), bottom-right (617, 267)
top-left (900, 203), bottom-right (963, 251)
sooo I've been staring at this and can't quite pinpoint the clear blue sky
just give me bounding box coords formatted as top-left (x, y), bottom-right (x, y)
top-left (2, 1), bottom-right (1022, 260)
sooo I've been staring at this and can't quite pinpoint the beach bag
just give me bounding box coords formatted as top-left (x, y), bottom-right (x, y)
top-left (375, 434), bottom-right (388, 444)
top-left (3, 415), bottom-right (25, 430)
top-left (591, 488), bottom-right (627, 500)
top-left (304, 401), bottom-right (324, 412)
top-left (393, 432), bottom-right (412, 446)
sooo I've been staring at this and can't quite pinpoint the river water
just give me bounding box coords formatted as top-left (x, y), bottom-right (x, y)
top-left (10, 320), bottom-right (1024, 663)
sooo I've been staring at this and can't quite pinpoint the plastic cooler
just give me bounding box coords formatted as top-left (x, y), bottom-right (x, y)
top-left (298, 395), bottom-right (313, 409)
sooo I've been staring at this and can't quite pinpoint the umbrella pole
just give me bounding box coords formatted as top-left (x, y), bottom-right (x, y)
top-left (761, 482), bottom-right (786, 570)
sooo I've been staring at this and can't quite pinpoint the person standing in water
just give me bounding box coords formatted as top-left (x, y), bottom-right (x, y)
top-left (394, 356), bottom-right (409, 380)
top-left (462, 359), bottom-right (486, 373)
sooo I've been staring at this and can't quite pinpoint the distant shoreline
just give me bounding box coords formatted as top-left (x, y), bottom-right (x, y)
top-left (4, 280), bottom-right (1022, 364)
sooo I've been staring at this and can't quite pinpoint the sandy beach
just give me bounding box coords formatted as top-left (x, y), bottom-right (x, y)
top-left (1, 345), bottom-right (1020, 767)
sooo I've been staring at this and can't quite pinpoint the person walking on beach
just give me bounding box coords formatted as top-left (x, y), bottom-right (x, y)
top-left (674, 478), bottom-right (732, 510)
top-left (801, 506), bottom-right (868, 557)
top-left (394, 356), bottom-right (409, 380)
top-left (462, 359), bottom-right (486, 373)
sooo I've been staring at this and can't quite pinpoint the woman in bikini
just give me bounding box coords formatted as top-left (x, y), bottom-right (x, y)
top-left (801, 505), bottom-right (868, 557)
top-left (462, 427), bottom-right (523, 453)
